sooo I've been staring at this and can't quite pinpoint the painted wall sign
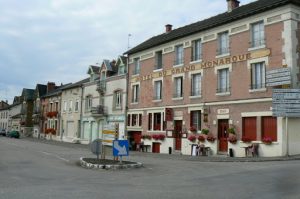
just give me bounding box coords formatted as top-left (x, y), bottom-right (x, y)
top-left (130, 49), bottom-right (270, 83)
top-left (217, 109), bottom-right (230, 115)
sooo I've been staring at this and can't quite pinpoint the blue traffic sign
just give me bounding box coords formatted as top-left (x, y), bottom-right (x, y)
top-left (113, 140), bottom-right (129, 156)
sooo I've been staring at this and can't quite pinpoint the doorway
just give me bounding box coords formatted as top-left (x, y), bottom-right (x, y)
top-left (174, 120), bottom-right (182, 151)
top-left (218, 119), bottom-right (229, 153)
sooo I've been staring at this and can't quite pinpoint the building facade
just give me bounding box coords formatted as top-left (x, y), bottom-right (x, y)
top-left (8, 96), bottom-right (22, 132)
top-left (0, 101), bottom-right (9, 131)
top-left (32, 84), bottom-right (47, 138)
top-left (125, 0), bottom-right (300, 156)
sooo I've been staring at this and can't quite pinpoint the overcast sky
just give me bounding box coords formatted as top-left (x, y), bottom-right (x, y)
top-left (0, 0), bottom-right (255, 103)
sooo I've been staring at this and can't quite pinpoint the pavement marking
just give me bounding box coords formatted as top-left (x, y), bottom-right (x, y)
top-left (40, 151), bottom-right (70, 163)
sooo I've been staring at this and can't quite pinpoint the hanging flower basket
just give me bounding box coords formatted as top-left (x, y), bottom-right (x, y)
top-left (188, 134), bottom-right (197, 142)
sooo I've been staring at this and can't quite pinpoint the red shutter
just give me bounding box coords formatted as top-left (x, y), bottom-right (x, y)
top-left (242, 117), bottom-right (257, 140)
top-left (262, 116), bottom-right (277, 141)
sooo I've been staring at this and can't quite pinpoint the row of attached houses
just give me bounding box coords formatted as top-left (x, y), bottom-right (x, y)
top-left (2, 0), bottom-right (300, 157)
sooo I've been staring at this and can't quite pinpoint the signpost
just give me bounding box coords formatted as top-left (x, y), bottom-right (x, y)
top-left (272, 89), bottom-right (300, 156)
top-left (266, 68), bottom-right (291, 87)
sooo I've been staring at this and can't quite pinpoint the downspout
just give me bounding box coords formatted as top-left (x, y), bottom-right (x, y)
top-left (79, 84), bottom-right (84, 139)
top-left (124, 55), bottom-right (129, 140)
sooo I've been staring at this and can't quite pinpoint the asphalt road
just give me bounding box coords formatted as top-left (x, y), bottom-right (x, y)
top-left (0, 137), bottom-right (300, 199)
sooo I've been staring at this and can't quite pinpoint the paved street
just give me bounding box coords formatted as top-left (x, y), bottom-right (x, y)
top-left (1, 137), bottom-right (300, 199)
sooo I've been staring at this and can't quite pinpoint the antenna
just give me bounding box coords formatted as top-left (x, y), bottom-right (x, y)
top-left (127, 34), bottom-right (132, 49)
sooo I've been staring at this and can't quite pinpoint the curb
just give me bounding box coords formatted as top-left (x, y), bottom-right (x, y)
top-left (79, 157), bottom-right (143, 170)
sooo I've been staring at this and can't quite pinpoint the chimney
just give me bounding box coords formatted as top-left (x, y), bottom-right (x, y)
top-left (165, 24), bottom-right (173, 33)
top-left (227, 0), bottom-right (240, 12)
top-left (47, 82), bottom-right (56, 93)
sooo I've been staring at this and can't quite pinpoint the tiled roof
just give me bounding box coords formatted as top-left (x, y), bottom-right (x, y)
top-left (125, 0), bottom-right (300, 55)
top-left (22, 89), bottom-right (35, 101)
top-left (91, 65), bottom-right (100, 74)
top-left (36, 84), bottom-right (47, 97)
top-left (41, 83), bottom-right (72, 98)
top-left (62, 78), bottom-right (90, 90)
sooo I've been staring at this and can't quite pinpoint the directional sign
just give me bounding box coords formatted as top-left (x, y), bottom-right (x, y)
top-left (266, 68), bottom-right (291, 87)
top-left (113, 140), bottom-right (129, 156)
top-left (272, 89), bottom-right (300, 117)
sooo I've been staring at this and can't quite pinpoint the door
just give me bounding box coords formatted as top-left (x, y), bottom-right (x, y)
top-left (66, 121), bottom-right (74, 138)
top-left (83, 122), bottom-right (90, 139)
top-left (152, 142), bottom-right (160, 153)
top-left (174, 120), bottom-right (182, 150)
top-left (218, 119), bottom-right (229, 152)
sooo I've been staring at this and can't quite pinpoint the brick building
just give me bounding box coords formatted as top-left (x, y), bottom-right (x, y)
top-left (125, 0), bottom-right (300, 156)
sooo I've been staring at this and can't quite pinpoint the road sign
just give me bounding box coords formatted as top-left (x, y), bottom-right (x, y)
top-left (91, 139), bottom-right (102, 159)
top-left (272, 89), bottom-right (300, 117)
top-left (102, 124), bottom-right (116, 146)
top-left (266, 68), bottom-right (291, 87)
top-left (113, 140), bottom-right (129, 156)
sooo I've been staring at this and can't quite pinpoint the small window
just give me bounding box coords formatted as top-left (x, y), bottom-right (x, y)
top-left (127, 114), bottom-right (131, 126)
top-left (192, 39), bottom-right (202, 61)
top-left (217, 31), bottom-right (229, 55)
top-left (148, 113), bottom-right (152, 130)
top-left (75, 100), bottom-right (79, 112)
top-left (190, 111), bottom-right (201, 131)
top-left (155, 51), bottom-right (163, 70)
top-left (133, 58), bottom-right (140, 75)
top-left (251, 62), bottom-right (265, 89)
top-left (114, 91), bottom-right (122, 109)
top-left (261, 116), bottom-right (277, 141)
top-left (251, 21), bottom-right (265, 47)
top-left (153, 113), bottom-right (162, 131)
top-left (175, 45), bottom-right (184, 65)
top-left (154, 80), bottom-right (162, 100)
top-left (132, 114), bottom-right (138, 126)
top-left (173, 76), bottom-right (183, 98)
top-left (217, 68), bottom-right (230, 93)
top-left (132, 85), bottom-right (139, 103)
top-left (63, 101), bottom-right (67, 112)
top-left (69, 100), bottom-right (73, 112)
top-left (139, 114), bottom-right (142, 126)
top-left (242, 117), bottom-right (257, 141)
top-left (191, 73), bottom-right (201, 96)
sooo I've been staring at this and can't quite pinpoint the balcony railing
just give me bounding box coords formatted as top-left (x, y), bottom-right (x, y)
top-left (91, 105), bottom-right (107, 116)
top-left (97, 80), bottom-right (106, 94)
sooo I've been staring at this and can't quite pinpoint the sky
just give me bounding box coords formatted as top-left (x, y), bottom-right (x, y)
top-left (0, 0), bottom-right (255, 103)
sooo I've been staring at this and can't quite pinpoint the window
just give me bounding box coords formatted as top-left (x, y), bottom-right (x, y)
top-left (139, 114), bottom-right (142, 126)
top-left (251, 21), bottom-right (264, 47)
top-left (192, 39), bottom-right (202, 61)
top-left (153, 113), bottom-right (162, 131)
top-left (261, 116), bottom-right (277, 141)
top-left (217, 68), bottom-right (230, 93)
top-left (251, 62), bottom-right (265, 89)
top-left (175, 44), bottom-right (184, 65)
top-left (63, 101), bottom-right (67, 112)
top-left (85, 96), bottom-right (92, 111)
top-left (133, 58), bottom-right (140, 75)
top-left (55, 102), bottom-right (59, 111)
top-left (155, 51), bottom-right (163, 70)
top-left (132, 84), bottom-right (139, 103)
top-left (75, 100), bottom-right (79, 112)
top-left (114, 91), bottom-right (122, 109)
top-left (191, 73), bottom-right (201, 96)
top-left (174, 76), bottom-right (183, 98)
top-left (190, 111), bottom-right (201, 131)
top-left (118, 64), bottom-right (126, 75)
top-left (242, 117), bottom-right (257, 140)
top-left (132, 114), bottom-right (137, 126)
top-left (148, 113), bottom-right (152, 130)
top-left (50, 103), bottom-right (53, 111)
top-left (127, 114), bottom-right (131, 126)
top-left (218, 32), bottom-right (229, 55)
top-left (154, 80), bottom-right (162, 100)
top-left (69, 100), bottom-right (73, 112)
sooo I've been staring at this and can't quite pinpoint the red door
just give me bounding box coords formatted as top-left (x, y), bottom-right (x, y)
top-left (174, 120), bottom-right (182, 150)
top-left (152, 143), bottom-right (160, 153)
top-left (218, 119), bottom-right (229, 152)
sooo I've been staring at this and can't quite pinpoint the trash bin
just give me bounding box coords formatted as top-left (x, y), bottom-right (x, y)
top-left (168, 147), bottom-right (172, 154)
top-left (229, 148), bottom-right (234, 157)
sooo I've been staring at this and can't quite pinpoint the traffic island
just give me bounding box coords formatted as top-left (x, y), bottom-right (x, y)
top-left (80, 157), bottom-right (143, 170)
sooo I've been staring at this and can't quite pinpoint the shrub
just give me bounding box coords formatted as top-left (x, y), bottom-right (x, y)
top-left (228, 127), bottom-right (236, 135)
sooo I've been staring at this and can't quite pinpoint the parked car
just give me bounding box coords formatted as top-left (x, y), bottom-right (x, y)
top-left (7, 131), bottom-right (20, 138)
top-left (0, 129), bottom-right (6, 136)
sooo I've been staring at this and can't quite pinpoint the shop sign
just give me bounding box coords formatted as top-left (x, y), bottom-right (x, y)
top-left (266, 68), bottom-right (291, 87)
top-left (107, 115), bottom-right (125, 122)
top-left (272, 89), bottom-right (300, 117)
top-left (217, 109), bottom-right (229, 115)
top-left (131, 49), bottom-right (270, 83)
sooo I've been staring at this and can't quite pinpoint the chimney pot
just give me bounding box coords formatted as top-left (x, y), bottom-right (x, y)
top-left (227, 0), bottom-right (240, 12)
top-left (165, 24), bottom-right (173, 33)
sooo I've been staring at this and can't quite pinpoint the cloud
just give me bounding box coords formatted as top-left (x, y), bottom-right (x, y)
top-left (0, 0), bottom-right (256, 103)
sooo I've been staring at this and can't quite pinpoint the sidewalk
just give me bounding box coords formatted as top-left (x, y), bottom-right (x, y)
top-left (24, 137), bottom-right (300, 162)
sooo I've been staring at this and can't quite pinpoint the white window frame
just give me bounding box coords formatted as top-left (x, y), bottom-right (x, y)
top-left (153, 80), bottom-right (162, 101)
top-left (250, 21), bottom-right (265, 49)
top-left (173, 76), bottom-right (183, 99)
top-left (216, 68), bottom-right (230, 95)
top-left (217, 31), bottom-right (229, 56)
top-left (191, 73), bottom-right (201, 97)
top-left (133, 58), bottom-right (140, 75)
top-left (191, 39), bottom-right (202, 62)
top-left (131, 83), bottom-right (140, 104)
top-left (174, 44), bottom-right (184, 66)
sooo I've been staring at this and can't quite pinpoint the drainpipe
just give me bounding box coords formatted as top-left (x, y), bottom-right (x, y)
top-left (79, 85), bottom-right (84, 139)
top-left (124, 56), bottom-right (129, 140)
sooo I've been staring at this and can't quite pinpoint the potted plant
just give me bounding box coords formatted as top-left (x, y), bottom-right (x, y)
top-left (262, 136), bottom-right (273, 145)
top-left (228, 134), bottom-right (237, 144)
top-left (188, 134), bottom-right (197, 142)
top-left (142, 135), bottom-right (152, 140)
top-left (189, 126), bottom-right (197, 133)
top-left (152, 134), bottom-right (165, 141)
top-left (198, 134), bottom-right (206, 142)
top-left (241, 136), bottom-right (252, 143)
top-left (228, 127), bottom-right (235, 135)
top-left (206, 132), bottom-right (216, 143)
top-left (201, 128), bottom-right (209, 135)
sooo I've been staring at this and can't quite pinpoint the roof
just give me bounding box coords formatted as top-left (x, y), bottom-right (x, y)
top-left (125, 0), bottom-right (300, 55)
top-left (62, 78), bottom-right (90, 90)
top-left (36, 84), bottom-right (47, 97)
top-left (119, 56), bottom-right (127, 65)
top-left (88, 65), bottom-right (100, 75)
top-left (21, 89), bottom-right (35, 101)
top-left (41, 83), bottom-right (72, 98)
